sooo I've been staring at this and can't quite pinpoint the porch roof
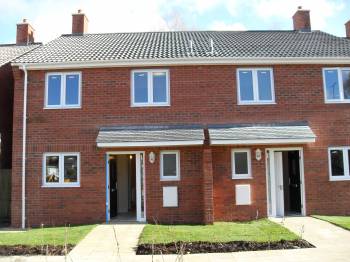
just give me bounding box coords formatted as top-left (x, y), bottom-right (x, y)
top-left (209, 122), bottom-right (316, 145)
top-left (96, 125), bottom-right (205, 147)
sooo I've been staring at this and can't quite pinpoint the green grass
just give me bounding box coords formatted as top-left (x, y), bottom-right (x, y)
top-left (0, 224), bottom-right (96, 246)
top-left (139, 219), bottom-right (299, 244)
top-left (313, 215), bottom-right (350, 231)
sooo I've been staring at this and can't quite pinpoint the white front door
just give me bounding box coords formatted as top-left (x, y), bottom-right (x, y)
top-left (107, 151), bottom-right (146, 223)
top-left (274, 152), bottom-right (284, 217)
top-left (136, 152), bottom-right (146, 222)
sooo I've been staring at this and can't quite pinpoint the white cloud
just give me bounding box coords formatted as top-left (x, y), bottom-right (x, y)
top-left (210, 21), bottom-right (246, 31)
top-left (2, 0), bottom-right (171, 43)
top-left (247, 0), bottom-right (345, 29)
top-left (0, 0), bottom-right (346, 43)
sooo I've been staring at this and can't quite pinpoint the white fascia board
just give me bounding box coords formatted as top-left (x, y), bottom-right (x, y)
top-left (210, 137), bottom-right (316, 145)
top-left (97, 140), bottom-right (204, 148)
top-left (12, 57), bottom-right (350, 70)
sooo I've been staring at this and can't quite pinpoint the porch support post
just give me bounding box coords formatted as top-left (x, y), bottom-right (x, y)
top-left (202, 147), bottom-right (214, 224)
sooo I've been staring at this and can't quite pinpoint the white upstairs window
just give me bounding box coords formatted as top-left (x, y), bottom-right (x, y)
top-left (237, 68), bottom-right (275, 104)
top-left (323, 68), bottom-right (350, 103)
top-left (132, 69), bottom-right (170, 106)
top-left (45, 72), bottom-right (81, 108)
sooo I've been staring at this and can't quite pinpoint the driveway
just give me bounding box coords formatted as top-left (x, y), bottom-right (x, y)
top-left (1, 217), bottom-right (350, 261)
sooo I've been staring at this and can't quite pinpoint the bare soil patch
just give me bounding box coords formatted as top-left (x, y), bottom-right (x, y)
top-left (0, 245), bottom-right (74, 256)
top-left (137, 240), bottom-right (314, 255)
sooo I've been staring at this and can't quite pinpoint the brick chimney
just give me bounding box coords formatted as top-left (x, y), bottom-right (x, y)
top-left (16, 19), bottom-right (35, 45)
top-left (293, 6), bottom-right (311, 32)
top-left (72, 9), bottom-right (88, 34)
top-left (345, 20), bottom-right (350, 38)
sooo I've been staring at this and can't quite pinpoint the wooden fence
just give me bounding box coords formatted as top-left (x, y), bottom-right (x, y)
top-left (0, 169), bottom-right (11, 223)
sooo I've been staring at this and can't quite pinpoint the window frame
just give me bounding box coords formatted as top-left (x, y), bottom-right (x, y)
top-left (323, 67), bottom-right (350, 103)
top-left (160, 150), bottom-right (180, 181)
top-left (231, 149), bottom-right (252, 179)
top-left (328, 147), bottom-right (350, 181)
top-left (237, 68), bottom-right (275, 105)
top-left (42, 152), bottom-right (81, 187)
top-left (131, 69), bottom-right (170, 107)
top-left (45, 72), bottom-right (82, 109)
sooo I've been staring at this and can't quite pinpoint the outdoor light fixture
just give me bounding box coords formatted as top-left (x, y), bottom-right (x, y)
top-left (149, 152), bottom-right (155, 164)
top-left (255, 149), bottom-right (262, 161)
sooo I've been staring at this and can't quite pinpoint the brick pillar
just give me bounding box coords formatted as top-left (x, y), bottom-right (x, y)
top-left (202, 147), bottom-right (214, 224)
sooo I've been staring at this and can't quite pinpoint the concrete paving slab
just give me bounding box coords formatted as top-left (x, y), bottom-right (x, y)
top-left (1, 217), bottom-right (350, 261)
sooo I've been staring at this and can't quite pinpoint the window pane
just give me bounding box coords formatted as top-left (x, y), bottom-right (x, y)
top-left (163, 154), bottom-right (177, 177)
top-left (134, 72), bottom-right (148, 103)
top-left (239, 71), bottom-right (254, 101)
top-left (342, 70), bottom-right (350, 99)
top-left (330, 150), bottom-right (344, 176)
top-left (47, 75), bottom-right (61, 105)
top-left (324, 70), bottom-right (340, 100)
top-left (46, 155), bottom-right (59, 183)
top-left (65, 74), bottom-right (79, 105)
top-left (153, 72), bottom-right (167, 103)
top-left (64, 155), bottom-right (78, 183)
top-left (257, 70), bottom-right (272, 101)
top-left (234, 152), bottom-right (248, 175)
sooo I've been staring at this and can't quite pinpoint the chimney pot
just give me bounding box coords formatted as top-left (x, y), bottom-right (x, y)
top-left (292, 7), bottom-right (311, 31)
top-left (16, 19), bottom-right (35, 45)
top-left (345, 20), bottom-right (350, 38)
top-left (72, 10), bottom-right (88, 34)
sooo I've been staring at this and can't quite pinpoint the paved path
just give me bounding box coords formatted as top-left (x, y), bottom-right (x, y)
top-left (1, 217), bottom-right (350, 261)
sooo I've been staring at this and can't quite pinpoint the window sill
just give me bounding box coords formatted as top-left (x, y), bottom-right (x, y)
top-left (238, 102), bottom-right (276, 106)
top-left (42, 184), bottom-right (80, 188)
top-left (131, 104), bottom-right (170, 108)
top-left (44, 106), bottom-right (81, 110)
top-left (329, 177), bottom-right (350, 182)
top-left (324, 100), bottom-right (350, 104)
top-left (160, 177), bottom-right (180, 182)
top-left (232, 176), bottom-right (253, 180)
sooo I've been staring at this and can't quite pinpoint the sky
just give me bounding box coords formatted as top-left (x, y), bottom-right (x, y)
top-left (0, 0), bottom-right (349, 44)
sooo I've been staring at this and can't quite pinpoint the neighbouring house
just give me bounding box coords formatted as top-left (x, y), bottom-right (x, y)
top-left (9, 7), bottom-right (350, 228)
top-left (0, 20), bottom-right (40, 225)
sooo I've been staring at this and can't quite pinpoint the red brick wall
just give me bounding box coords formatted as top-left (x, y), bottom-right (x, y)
top-left (11, 64), bottom-right (350, 227)
top-left (212, 146), bottom-right (267, 221)
top-left (144, 147), bottom-right (204, 224)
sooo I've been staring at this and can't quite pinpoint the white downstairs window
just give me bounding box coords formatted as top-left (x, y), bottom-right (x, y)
top-left (328, 147), bottom-right (350, 181)
top-left (131, 69), bottom-right (170, 106)
top-left (43, 153), bottom-right (80, 187)
top-left (237, 68), bottom-right (275, 104)
top-left (232, 149), bottom-right (252, 179)
top-left (323, 68), bottom-right (350, 103)
top-left (160, 151), bottom-right (180, 181)
top-left (45, 72), bottom-right (81, 109)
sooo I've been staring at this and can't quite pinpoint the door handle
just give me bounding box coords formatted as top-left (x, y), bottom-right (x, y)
top-left (279, 185), bottom-right (283, 190)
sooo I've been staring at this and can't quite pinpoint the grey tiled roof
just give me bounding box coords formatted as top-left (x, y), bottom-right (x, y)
top-left (0, 44), bottom-right (41, 67)
top-left (97, 125), bottom-right (204, 145)
top-left (14, 30), bottom-right (350, 64)
top-left (209, 122), bottom-right (316, 144)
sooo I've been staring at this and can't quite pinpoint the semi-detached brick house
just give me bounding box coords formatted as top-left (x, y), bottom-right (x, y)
top-left (0, 20), bottom-right (40, 225)
top-left (9, 8), bottom-right (350, 228)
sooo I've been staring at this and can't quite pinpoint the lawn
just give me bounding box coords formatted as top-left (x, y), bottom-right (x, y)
top-left (0, 224), bottom-right (95, 246)
top-left (139, 219), bottom-right (299, 244)
top-left (313, 215), bottom-right (350, 231)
